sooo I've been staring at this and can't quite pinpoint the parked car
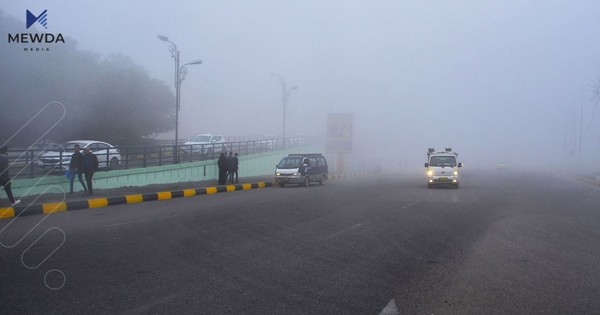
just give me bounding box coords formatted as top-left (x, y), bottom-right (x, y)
top-left (257, 135), bottom-right (277, 150)
top-left (180, 133), bottom-right (226, 156)
top-left (275, 153), bottom-right (328, 187)
top-left (36, 140), bottom-right (121, 171)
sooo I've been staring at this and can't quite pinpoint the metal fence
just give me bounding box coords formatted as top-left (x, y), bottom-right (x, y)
top-left (5, 136), bottom-right (320, 179)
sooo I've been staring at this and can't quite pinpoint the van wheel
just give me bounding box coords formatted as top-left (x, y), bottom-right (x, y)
top-left (454, 183), bottom-right (459, 189)
top-left (303, 176), bottom-right (310, 187)
top-left (319, 175), bottom-right (325, 185)
top-left (427, 184), bottom-right (432, 188)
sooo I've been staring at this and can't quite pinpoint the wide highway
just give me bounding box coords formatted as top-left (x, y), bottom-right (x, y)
top-left (1, 169), bottom-right (599, 314)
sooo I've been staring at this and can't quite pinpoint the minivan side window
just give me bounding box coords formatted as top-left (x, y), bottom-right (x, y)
top-left (309, 158), bottom-right (318, 166)
top-left (317, 157), bottom-right (326, 166)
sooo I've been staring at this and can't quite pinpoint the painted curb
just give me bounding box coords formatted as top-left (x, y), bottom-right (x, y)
top-left (0, 182), bottom-right (272, 220)
top-left (0, 171), bottom-right (371, 220)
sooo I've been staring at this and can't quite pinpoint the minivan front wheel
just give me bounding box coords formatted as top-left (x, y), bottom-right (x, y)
top-left (319, 175), bottom-right (325, 185)
top-left (302, 176), bottom-right (310, 187)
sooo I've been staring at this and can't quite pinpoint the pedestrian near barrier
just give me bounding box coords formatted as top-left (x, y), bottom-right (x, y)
top-left (0, 146), bottom-right (20, 206)
top-left (231, 152), bottom-right (239, 184)
top-left (217, 152), bottom-right (228, 185)
top-left (81, 147), bottom-right (98, 195)
top-left (227, 151), bottom-right (235, 184)
top-left (69, 144), bottom-right (87, 194)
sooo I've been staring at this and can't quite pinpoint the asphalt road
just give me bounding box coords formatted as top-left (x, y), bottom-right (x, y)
top-left (1, 169), bottom-right (599, 314)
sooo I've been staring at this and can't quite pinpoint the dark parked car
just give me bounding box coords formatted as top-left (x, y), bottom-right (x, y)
top-left (274, 153), bottom-right (328, 187)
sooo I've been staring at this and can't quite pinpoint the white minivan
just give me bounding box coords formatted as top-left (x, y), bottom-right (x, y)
top-left (424, 148), bottom-right (463, 188)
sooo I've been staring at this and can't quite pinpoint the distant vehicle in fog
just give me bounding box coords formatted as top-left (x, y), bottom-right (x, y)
top-left (181, 133), bottom-right (226, 155)
top-left (424, 148), bottom-right (462, 188)
top-left (36, 140), bottom-right (121, 171)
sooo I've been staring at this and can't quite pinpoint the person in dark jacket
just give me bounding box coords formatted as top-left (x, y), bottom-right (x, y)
top-left (69, 144), bottom-right (87, 194)
top-left (217, 153), bottom-right (228, 185)
top-left (231, 153), bottom-right (239, 184)
top-left (0, 146), bottom-right (20, 206)
top-left (81, 147), bottom-right (99, 195)
top-left (226, 151), bottom-right (235, 183)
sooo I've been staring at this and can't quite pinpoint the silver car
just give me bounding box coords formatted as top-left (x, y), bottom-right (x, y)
top-left (36, 140), bottom-right (121, 171)
top-left (180, 133), bottom-right (226, 155)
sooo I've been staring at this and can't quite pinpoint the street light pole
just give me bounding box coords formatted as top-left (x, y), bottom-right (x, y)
top-left (158, 35), bottom-right (202, 163)
top-left (271, 74), bottom-right (298, 148)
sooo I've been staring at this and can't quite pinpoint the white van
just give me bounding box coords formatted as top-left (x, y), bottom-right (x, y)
top-left (424, 148), bottom-right (462, 188)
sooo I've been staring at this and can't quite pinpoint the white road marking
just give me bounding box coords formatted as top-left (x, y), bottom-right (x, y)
top-left (402, 200), bottom-right (423, 209)
top-left (323, 223), bottom-right (363, 240)
top-left (379, 299), bottom-right (400, 315)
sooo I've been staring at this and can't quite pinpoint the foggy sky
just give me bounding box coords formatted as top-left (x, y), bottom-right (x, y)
top-left (3, 1), bottom-right (600, 170)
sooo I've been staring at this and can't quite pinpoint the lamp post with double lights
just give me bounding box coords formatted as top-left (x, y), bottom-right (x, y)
top-left (271, 74), bottom-right (298, 149)
top-left (157, 35), bottom-right (202, 163)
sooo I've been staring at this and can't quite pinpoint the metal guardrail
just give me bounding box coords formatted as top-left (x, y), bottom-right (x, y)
top-left (5, 136), bottom-right (320, 179)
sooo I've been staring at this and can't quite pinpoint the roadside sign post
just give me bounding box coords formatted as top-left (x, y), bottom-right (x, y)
top-left (326, 113), bottom-right (353, 174)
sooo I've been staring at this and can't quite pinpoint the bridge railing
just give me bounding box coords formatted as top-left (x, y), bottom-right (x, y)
top-left (5, 136), bottom-right (320, 179)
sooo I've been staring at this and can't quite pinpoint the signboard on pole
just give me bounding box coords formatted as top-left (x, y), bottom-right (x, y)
top-left (326, 113), bottom-right (353, 152)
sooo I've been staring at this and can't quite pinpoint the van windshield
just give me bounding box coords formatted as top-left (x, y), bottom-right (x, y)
top-left (277, 157), bottom-right (303, 169)
top-left (429, 156), bottom-right (457, 167)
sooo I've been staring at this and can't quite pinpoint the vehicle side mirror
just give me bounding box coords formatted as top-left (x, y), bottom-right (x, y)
top-left (424, 163), bottom-right (429, 167)
top-left (458, 162), bottom-right (463, 168)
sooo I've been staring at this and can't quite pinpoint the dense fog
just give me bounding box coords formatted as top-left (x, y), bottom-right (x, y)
top-left (1, 1), bottom-right (599, 173)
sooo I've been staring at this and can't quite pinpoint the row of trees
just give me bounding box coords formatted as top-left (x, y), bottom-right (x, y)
top-left (0, 11), bottom-right (175, 147)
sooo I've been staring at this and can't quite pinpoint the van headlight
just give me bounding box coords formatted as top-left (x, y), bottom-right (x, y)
top-left (292, 172), bottom-right (299, 176)
top-left (453, 171), bottom-right (458, 176)
top-left (276, 172), bottom-right (281, 176)
top-left (427, 170), bottom-right (433, 176)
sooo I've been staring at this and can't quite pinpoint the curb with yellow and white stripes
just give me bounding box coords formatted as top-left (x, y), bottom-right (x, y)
top-left (0, 171), bottom-right (371, 220)
top-left (0, 182), bottom-right (272, 220)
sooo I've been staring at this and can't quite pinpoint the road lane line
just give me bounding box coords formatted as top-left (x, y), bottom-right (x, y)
top-left (402, 200), bottom-right (423, 209)
top-left (323, 223), bottom-right (363, 240)
top-left (379, 299), bottom-right (400, 315)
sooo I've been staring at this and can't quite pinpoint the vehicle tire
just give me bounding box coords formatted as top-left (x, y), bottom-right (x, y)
top-left (278, 183), bottom-right (285, 187)
top-left (319, 175), bottom-right (325, 185)
top-left (303, 176), bottom-right (310, 187)
top-left (454, 183), bottom-right (459, 189)
top-left (427, 184), bottom-right (432, 188)
top-left (110, 157), bottom-right (119, 169)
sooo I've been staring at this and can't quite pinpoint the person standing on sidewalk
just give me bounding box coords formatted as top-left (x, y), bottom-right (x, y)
top-left (217, 152), bottom-right (228, 185)
top-left (69, 144), bottom-right (87, 194)
top-left (227, 151), bottom-right (235, 183)
top-left (81, 147), bottom-right (98, 195)
top-left (231, 152), bottom-right (239, 184)
top-left (0, 146), bottom-right (20, 206)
